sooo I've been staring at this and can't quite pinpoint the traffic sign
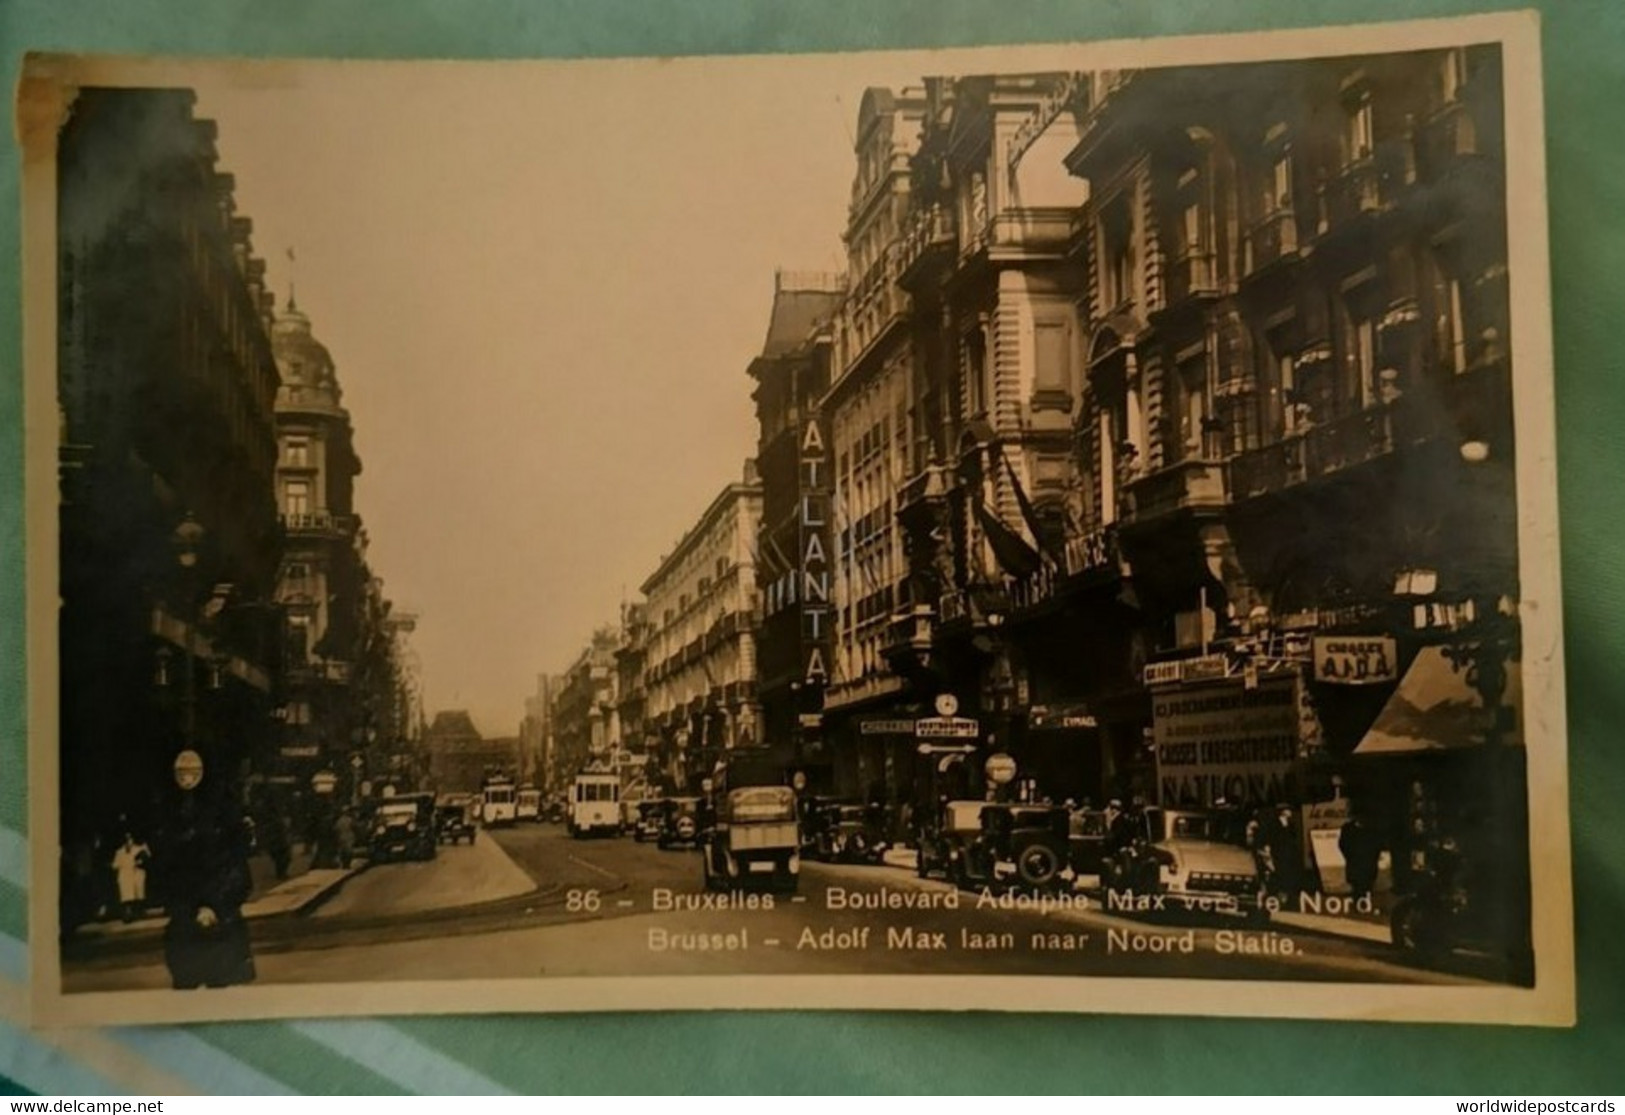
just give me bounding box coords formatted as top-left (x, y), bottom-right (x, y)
top-left (915, 716), bottom-right (979, 739)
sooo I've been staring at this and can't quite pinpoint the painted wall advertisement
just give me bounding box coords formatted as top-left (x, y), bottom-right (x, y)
top-left (1153, 675), bottom-right (1301, 807)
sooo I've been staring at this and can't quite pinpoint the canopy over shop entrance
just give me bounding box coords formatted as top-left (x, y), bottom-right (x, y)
top-left (1354, 645), bottom-right (1523, 755)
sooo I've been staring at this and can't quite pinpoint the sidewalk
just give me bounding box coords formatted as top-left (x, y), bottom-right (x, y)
top-left (70, 848), bottom-right (364, 942)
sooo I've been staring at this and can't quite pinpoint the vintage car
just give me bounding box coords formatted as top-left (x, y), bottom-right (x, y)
top-left (1101, 807), bottom-right (1267, 920)
top-left (808, 801), bottom-right (887, 865)
top-left (701, 785), bottom-right (800, 893)
top-left (434, 796), bottom-right (478, 845)
top-left (657, 796), bottom-right (703, 849)
top-left (1066, 807), bottom-right (1113, 880)
top-left (916, 800), bottom-right (1072, 891)
top-left (371, 793), bottom-right (437, 863)
top-left (633, 798), bottom-right (670, 843)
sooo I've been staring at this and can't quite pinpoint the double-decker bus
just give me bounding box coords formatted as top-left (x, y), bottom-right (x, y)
top-left (481, 775), bottom-right (517, 827)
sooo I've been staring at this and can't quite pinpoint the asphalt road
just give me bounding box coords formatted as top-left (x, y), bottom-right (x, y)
top-left (62, 822), bottom-right (1478, 992)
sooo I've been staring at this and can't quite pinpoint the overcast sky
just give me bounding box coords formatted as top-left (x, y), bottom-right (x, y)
top-left (193, 53), bottom-right (925, 737)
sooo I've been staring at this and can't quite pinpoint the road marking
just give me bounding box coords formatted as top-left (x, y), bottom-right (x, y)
top-left (566, 854), bottom-right (619, 881)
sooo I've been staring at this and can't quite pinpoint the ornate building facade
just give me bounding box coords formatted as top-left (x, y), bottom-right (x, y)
top-left (640, 464), bottom-right (763, 791)
top-left (56, 89), bottom-right (284, 916)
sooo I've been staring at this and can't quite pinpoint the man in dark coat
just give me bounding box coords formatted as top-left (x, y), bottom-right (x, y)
top-left (1339, 812), bottom-right (1382, 903)
top-left (156, 762), bottom-right (257, 991)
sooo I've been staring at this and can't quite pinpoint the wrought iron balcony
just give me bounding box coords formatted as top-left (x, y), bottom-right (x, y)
top-left (896, 204), bottom-right (957, 286)
top-left (1244, 207), bottom-right (1300, 275)
top-left (280, 510), bottom-right (354, 536)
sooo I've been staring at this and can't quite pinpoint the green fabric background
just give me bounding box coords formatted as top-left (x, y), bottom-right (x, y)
top-left (1, 0), bottom-right (1621, 1095)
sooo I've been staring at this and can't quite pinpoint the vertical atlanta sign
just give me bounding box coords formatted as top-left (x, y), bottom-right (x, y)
top-left (800, 416), bottom-right (831, 685)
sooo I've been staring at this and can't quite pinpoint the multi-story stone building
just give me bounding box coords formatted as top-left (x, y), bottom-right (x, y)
top-left (611, 602), bottom-right (652, 783)
top-left (748, 271), bottom-right (843, 788)
top-left (269, 296), bottom-right (370, 797)
top-left (56, 88), bottom-right (284, 916)
top-left (549, 628), bottom-right (620, 790)
top-left (818, 88), bottom-right (927, 802)
top-left (641, 464), bottom-right (763, 791)
top-left (819, 79), bottom-right (1090, 805)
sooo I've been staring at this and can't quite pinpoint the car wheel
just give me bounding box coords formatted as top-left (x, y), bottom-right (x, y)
top-left (1016, 843), bottom-right (1063, 890)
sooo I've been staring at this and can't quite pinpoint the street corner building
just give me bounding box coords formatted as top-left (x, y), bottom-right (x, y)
top-left (54, 86), bottom-right (420, 945)
top-left (744, 52), bottom-right (1529, 979)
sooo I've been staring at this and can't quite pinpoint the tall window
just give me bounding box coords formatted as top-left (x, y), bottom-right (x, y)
top-left (285, 437), bottom-right (309, 467)
top-left (1182, 200), bottom-right (1203, 255)
top-left (1277, 350), bottom-right (1302, 433)
top-left (964, 328), bottom-right (988, 417)
top-left (284, 479), bottom-right (310, 517)
top-left (1346, 93), bottom-right (1375, 164)
top-left (1350, 309), bottom-right (1377, 408)
top-left (1099, 195), bottom-right (1134, 311)
top-left (287, 614), bottom-right (310, 663)
top-left (1447, 276), bottom-right (1468, 373)
top-left (1173, 355), bottom-right (1209, 461)
top-left (1267, 152), bottom-right (1292, 213)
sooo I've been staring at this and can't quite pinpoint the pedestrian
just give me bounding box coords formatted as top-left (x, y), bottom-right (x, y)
top-left (156, 750), bottom-right (256, 991)
top-left (334, 810), bottom-right (357, 870)
top-left (109, 830), bottom-right (152, 922)
top-left (261, 808), bottom-right (292, 881)
top-left (1339, 811), bottom-right (1382, 904)
top-left (1265, 804), bottom-right (1305, 907)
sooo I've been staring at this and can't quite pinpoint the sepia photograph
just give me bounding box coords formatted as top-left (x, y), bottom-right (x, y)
top-left (20, 10), bottom-right (1573, 1027)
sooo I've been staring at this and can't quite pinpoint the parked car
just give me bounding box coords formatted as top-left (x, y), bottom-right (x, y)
top-left (434, 796), bottom-right (478, 845)
top-left (634, 799), bottom-right (670, 843)
top-left (916, 800), bottom-right (1071, 891)
top-left (701, 785), bottom-right (800, 893)
top-left (657, 797), bottom-right (703, 850)
top-left (371, 793), bottom-right (437, 862)
top-left (808, 801), bottom-right (887, 865)
top-left (1101, 807), bottom-right (1267, 920)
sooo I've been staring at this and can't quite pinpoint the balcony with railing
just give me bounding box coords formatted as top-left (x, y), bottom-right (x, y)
top-left (1228, 360), bottom-right (1510, 501)
top-left (896, 204), bottom-right (957, 287)
top-left (280, 510), bottom-right (355, 536)
top-left (1167, 250), bottom-right (1221, 303)
top-left (1243, 207), bottom-right (1300, 275)
top-left (881, 604), bottom-right (936, 664)
top-left (896, 463), bottom-right (951, 521)
top-left (1125, 458), bottom-right (1227, 523)
top-left (987, 208), bottom-right (1076, 257)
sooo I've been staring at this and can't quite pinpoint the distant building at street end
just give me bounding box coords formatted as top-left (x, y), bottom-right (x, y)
top-left (641, 462), bottom-right (764, 792)
top-left (425, 709), bottom-right (517, 795)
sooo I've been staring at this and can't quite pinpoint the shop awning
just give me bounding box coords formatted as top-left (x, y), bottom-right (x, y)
top-left (1353, 645), bottom-right (1522, 755)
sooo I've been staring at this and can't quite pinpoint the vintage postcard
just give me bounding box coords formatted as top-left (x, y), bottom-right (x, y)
top-left (20, 10), bottom-right (1574, 1027)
